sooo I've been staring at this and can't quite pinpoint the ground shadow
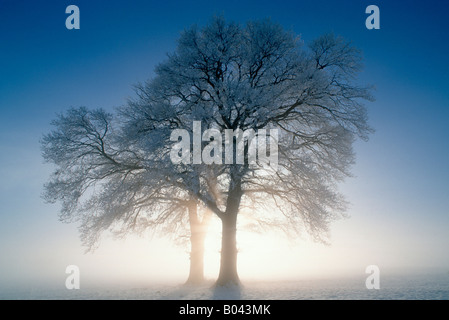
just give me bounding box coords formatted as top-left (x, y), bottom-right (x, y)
top-left (212, 283), bottom-right (243, 300)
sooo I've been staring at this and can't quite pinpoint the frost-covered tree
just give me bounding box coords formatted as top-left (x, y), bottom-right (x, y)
top-left (41, 107), bottom-right (212, 284)
top-left (125, 17), bottom-right (373, 286)
top-left (42, 16), bottom-right (373, 287)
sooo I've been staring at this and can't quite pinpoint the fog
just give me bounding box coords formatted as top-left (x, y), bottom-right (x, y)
top-left (2, 210), bottom-right (448, 293)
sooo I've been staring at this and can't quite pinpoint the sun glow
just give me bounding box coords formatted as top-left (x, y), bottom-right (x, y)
top-left (48, 210), bottom-right (363, 288)
top-left (201, 213), bottom-right (334, 281)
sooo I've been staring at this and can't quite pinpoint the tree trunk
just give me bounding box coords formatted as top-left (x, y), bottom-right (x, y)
top-left (216, 177), bottom-right (242, 286)
top-left (216, 211), bottom-right (240, 286)
top-left (185, 200), bottom-right (211, 285)
top-left (186, 227), bottom-right (206, 285)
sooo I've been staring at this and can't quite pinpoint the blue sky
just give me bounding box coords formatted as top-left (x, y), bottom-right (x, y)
top-left (1, 0), bottom-right (449, 288)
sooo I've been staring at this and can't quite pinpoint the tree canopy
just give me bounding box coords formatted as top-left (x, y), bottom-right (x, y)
top-left (42, 17), bottom-right (373, 286)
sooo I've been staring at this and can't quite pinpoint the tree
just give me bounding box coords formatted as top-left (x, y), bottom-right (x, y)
top-left (124, 17), bottom-right (373, 286)
top-left (42, 16), bottom-right (373, 287)
top-left (41, 107), bottom-right (212, 284)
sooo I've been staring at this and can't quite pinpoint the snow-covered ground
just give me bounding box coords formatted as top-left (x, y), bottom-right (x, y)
top-left (2, 272), bottom-right (449, 300)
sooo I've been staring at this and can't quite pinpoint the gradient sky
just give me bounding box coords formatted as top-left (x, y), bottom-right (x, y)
top-left (1, 0), bottom-right (449, 289)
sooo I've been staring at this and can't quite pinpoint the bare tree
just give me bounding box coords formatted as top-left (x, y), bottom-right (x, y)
top-left (41, 107), bottom-right (212, 284)
top-left (124, 17), bottom-right (373, 286)
top-left (42, 16), bottom-right (373, 287)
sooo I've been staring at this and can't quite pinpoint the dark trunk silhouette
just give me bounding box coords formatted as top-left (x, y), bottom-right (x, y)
top-left (216, 211), bottom-right (239, 286)
top-left (216, 178), bottom-right (242, 286)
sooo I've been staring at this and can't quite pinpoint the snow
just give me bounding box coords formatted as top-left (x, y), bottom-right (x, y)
top-left (2, 273), bottom-right (449, 300)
